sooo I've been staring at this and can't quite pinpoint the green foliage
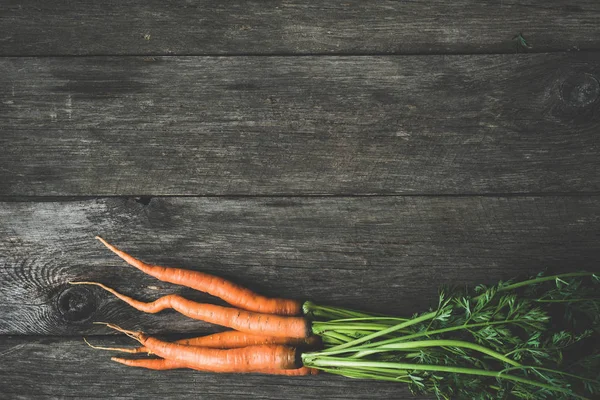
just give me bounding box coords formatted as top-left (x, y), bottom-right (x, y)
top-left (302, 272), bottom-right (599, 399)
top-left (513, 33), bottom-right (532, 52)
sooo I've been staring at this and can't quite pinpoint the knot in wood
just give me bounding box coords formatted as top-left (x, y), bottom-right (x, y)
top-left (560, 73), bottom-right (600, 107)
top-left (57, 286), bottom-right (97, 322)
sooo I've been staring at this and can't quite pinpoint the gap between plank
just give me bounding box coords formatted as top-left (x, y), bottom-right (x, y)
top-left (1, 192), bottom-right (600, 203)
top-left (1, 49), bottom-right (599, 58)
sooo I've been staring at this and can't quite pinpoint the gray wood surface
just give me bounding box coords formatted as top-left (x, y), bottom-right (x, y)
top-left (1, 1), bottom-right (599, 56)
top-left (0, 336), bottom-right (421, 399)
top-left (2, 53), bottom-right (600, 196)
top-left (3, 2), bottom-right (600, 399)
top-left (1, 196), bottom-right (598, 336)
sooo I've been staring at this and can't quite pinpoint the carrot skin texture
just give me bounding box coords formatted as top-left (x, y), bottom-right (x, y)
top-left (72, 282), bottom-right (309, 338)
top-left (136, 332), bottom-right (300, 372)
top-left (96, 236), bottom-right (301, 315)
top-left (174, 331), bottom-right (320, 348)
top-left (115, 331), bottom-right (321, 354)
top-left (102, 323), bottom-right (299, 371)
top-left (111, 357), bottom-right (318, 375)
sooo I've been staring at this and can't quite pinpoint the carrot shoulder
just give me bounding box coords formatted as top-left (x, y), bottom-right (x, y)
top-left (71, 282), bottom-right (309, 338)
top-left (96, 237), bottom-right (301, 316)
top-left (111, 357), bottom-right (318, 375)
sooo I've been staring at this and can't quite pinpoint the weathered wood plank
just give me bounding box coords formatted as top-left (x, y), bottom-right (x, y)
top-left (1, 54), bottom-right (599, 196)
top-left (0, 336), bottom-right (422, 399)
top-left (1, 196), bottom-right (598, 335)
top-left (1, 1), bottom-right (599, 56)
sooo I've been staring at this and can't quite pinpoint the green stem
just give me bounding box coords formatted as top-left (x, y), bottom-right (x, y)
top-left (332, 329), bottom-right (387, 337)
top-left (497, 272), bottom-right (594, 293)
top-left (334, 365), bottom-right (409, 376)
top-left (500, 366), bottom-right (600, 385)
top-left (317, 319), bottom-right (526, 356)
top-left (321, 336), bottom-right (344, 345)
top-left (322, 316), bottom-right (409, 323)
top-left (303, 301), bottom-right (379, 319)
top-left (313, 323), bottom-right (395, 332)
top-left (316, 339), bottom-right (521, 367)
top-left (317, 366), bottom-right (411, 383)
top-left (303, 357), bottom-right (584, 399)
top-left (322, 331), bottom-right (354, 343)
top-left (322, 311), bottom-right (439, 352)
top-left (358, 319), bottom-right (524, 348)
top-left (380, 340), bottom-right (520, 367)
top-left (535, 298), bottom-right (593, 303)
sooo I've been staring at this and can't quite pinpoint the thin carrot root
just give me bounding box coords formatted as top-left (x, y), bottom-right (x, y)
top-left (92, 321), bottom-right (146, 344)
top-left (111, 357), bottom-right (182, 370)
top-left (83, 337), bottom-right (141, 353)
top-left (111, 357), bottom-right (318, 375)
top-left (95, 236), bottom-right (302, 315)
top-left (83, 337), bottom-right (140, 353)
top-left (73, 282), bottom-right (309, 338)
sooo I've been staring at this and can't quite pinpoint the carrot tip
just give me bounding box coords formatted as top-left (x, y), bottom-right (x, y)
top-left (92, 321), bottom-right (113, 330)
top-left (95, 236), bottom-right (111, 247)
top-left (69, 281), bottom-right (110, 291)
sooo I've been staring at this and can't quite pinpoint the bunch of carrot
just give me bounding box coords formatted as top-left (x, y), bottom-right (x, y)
top-left (76, 238), bottom-right (599, 398)
top-left (74, 237), bottom-right (320, 375)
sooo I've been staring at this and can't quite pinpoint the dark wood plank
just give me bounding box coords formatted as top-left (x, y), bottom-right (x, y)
top-left (1, 196), bottom-right (598, 335)
top-left (0, 336), bottom-right (422, 399)
top-left (1, 53), bottom-right (600, 196)
top-left (1, 1), bottom-right (599, 56)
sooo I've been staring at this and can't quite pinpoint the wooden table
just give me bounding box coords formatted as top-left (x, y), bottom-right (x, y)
top-left (1, 2), bottom-right (600, 398)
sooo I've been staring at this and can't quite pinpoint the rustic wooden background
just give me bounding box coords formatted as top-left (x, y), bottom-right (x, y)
top-left (1, 1), bottom-right (600, 399)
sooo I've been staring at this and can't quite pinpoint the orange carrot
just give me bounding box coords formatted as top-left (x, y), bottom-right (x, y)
top-left (95, 236), bottom-right (301, 315)
top-left (93, 330), bottom-right (321, 354)
top-left (71, 282), bottom-right (309, 338)
top-left (102, 323), bottom-right (300, 372)
top-left (111, 357), bottom-right (318, 375)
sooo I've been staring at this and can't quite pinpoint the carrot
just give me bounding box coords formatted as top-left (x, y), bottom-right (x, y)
top-left (95, 236), bottom-right (301, 315)
top-left (71, 281), bottom-right (309, 338)
top-left (110, 357), bottom-right (318, 375)
top-left (101, 323), bottom-right (300, 372)
top-left (90, 330), bottom-right (321, 354)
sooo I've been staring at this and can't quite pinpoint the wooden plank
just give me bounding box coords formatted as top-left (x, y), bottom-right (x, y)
top-left (1, 1), bottom-right (599, 56)
top-left (1, 196), bottom-right (598, 335)
top-left (0, 336), bottom-right (422, 399)
top-left (1, 53), bottom-right (600, 196)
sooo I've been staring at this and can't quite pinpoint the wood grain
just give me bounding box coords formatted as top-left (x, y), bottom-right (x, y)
top-left (1, 1), bottom-right (599, 56)
top-left (1, 196), bottom-right (598, 335)
top-left (1, 53), bottom-right (600, 196)
top-left (0, 336), bottom-right (422, 399)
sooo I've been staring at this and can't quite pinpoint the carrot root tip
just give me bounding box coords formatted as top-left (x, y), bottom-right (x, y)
top-left (69, 281), bottom-right (102, 286)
